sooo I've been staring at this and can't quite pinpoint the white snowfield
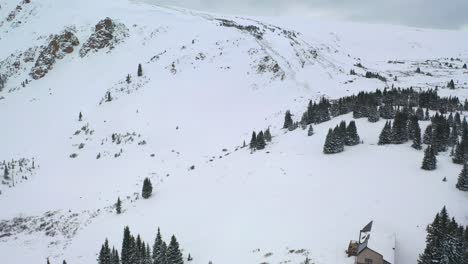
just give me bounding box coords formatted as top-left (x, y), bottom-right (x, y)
top-left (0, 0), bottom-right (467, 263)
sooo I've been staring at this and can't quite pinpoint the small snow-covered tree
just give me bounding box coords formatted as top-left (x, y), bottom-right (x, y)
top-left (249, 132), bottom-right (257, 150)
top-left (447, 79), bottom-right (455, 89)
top-left (126, 74), bottom-right (131, 84)
top-left (264, 128), bottom-right (272, 142)
top-left (142, 178), bottom-right (153, 199)
top-left (307, 125), bottom-right (314, 136)
top-left (116, 197), bottom-right (122, 214)
top-left (138, 64), bottom-right (143, 77)
top-left (283, 110), bottom-right (293, 129)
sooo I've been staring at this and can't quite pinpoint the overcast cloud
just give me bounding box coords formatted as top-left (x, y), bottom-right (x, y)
top-left (154, 0), bottom-right (468, 29)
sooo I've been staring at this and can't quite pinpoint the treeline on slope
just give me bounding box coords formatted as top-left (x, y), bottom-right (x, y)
top-left (375, 103), bottom-right (466, 172)
top-left (372, 103), bottom-right (468, 191)
top-left (418, 207), bottom-right (468, 264)
top-left (323, 120), bottom-right (360, 154)
top-left (283, 87), bottom-right (466, 131)
top-left (98, 226), bottom-right (191, 264)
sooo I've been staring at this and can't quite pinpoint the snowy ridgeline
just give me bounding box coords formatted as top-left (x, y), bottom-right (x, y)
top-left (0, 0), bottom-right (468, 264)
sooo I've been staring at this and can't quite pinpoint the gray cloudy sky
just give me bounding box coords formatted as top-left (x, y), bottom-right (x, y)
top-left (155, 0), bottom-right (468, 29)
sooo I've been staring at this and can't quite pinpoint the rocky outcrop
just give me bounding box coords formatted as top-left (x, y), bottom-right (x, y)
top-left (5, 0), bottom-right (31, 24)
top-left (30, 30), bottom-right (79, 80)
top-left (79, 17), bottom-right (129, 57)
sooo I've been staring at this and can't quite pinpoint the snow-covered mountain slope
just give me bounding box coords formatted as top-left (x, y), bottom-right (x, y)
top-left (1, 0), bottom-right (468, 263)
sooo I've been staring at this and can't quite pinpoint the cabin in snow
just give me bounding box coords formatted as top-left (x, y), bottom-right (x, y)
top-left (346, 221), bottom-right (396, 264)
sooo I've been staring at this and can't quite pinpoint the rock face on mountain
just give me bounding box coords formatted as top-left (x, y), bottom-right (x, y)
top-left (79, 17), bottom-right (129, 57)
top-left (30, 30), bottom-right (79, 80)
top-left (6, 0), bottom-right (30, 22)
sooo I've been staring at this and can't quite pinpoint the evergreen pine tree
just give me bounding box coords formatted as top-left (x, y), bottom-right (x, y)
top-left (423, 125), bottom-right (433, 145)
top-left (416, 107), bottom-right (424, 120)
top-left (412, 123), bottom-right (422, 150)
top-left (153, 228), bottom-right (166, 264)
top-left (283, 111), bottom-right (293, 129)
top-left (79, 111), bottom-right (83, 121)
top-left (421, 146), bottom-right (437, 170)
top-left (307, 125), bottom-right (314, 136)
top-left (142, 178), bottom-right (153, 199)
top-left (380, 104), bottom-right (395, 119)
top-left (99, 239), bottom-right (112, 264)
top-left (392, 111), bottom-right (409, 144)
top-left (63, 260), bottom-right (67, 264)
top-left (135, 235), bottom-right (143, 264)
top-left (425, 108), bottom-right (430, 121)
top-left (264, 128), bottom-right (272, 142)
top-left (448, 79), bottom-right (455, 89)
top-left (249, 132), bottom-right (257, 150)
top-left (456, 163), bottom-right (468, 191)
top-left (323, 129), bottom-right (335, 154)
top-left (145, 244), bottom-right (152, 264)
top-left (408, 115), bottom-right (419, 140)
top-left (138, 64), bottom-right (143, 77)
top-left (448, 127), bottom-right (458, 147)
top-left (256, 131), bottom-right (266, 150)
top-left (463, 63), bottom-right (467, 69)
top-left (368, 105), bottom-right (380, 123)
top-left (339, 121), bottom-right (347, 138)
top-left (345, 121), bottom-right (360, 146)
top-left (418, 213), bottom-right (442, 264)
top-left (111, 248), bottom-right (120, 264)
top-left (121, 227), bottom-right (131, 264)
top-left (167, 235), bottom-right (184, 264)
top-left (116, 197), bottom-right (122, 214)
top-left (323, 127), bottom-right (344, 154)
top-left (452, 141), bottom-right (464, 164)
top-left (126, 74), bottom-right (131, 84)
top-left (160, 241), bottom-right (168, 264)
top-left (106, 91), bottom-right (112, 102)
top-left (3, 166), bottom-right (9, 180)
top-left (378, 121), bottom-right (392, 145)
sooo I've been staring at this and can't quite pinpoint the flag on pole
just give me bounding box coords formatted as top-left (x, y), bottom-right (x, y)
top-left (361, 221), bottom-right (373, 233)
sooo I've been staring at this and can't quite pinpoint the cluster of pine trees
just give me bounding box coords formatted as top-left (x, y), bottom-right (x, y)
top-left (323, 121), bottom-right (360, 154)
top-left (450, 115), bottom-right (468, 165)
top-left (249, 128), bottom-right (271, 150)
top-left (375, 104), bottom-right (467, 172)
top-left (298, 98), bottom-right (331, 127)
top-left (98, 227), bottom-right (186, 264)
top-left (285, 88), bottom-right (465, 131)
top-left (377, 107), bottom-right (424, 148)
top-left (418, 207), bottom-right (468, 264)
top-left (364, 71), bottom-right (387, 82)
